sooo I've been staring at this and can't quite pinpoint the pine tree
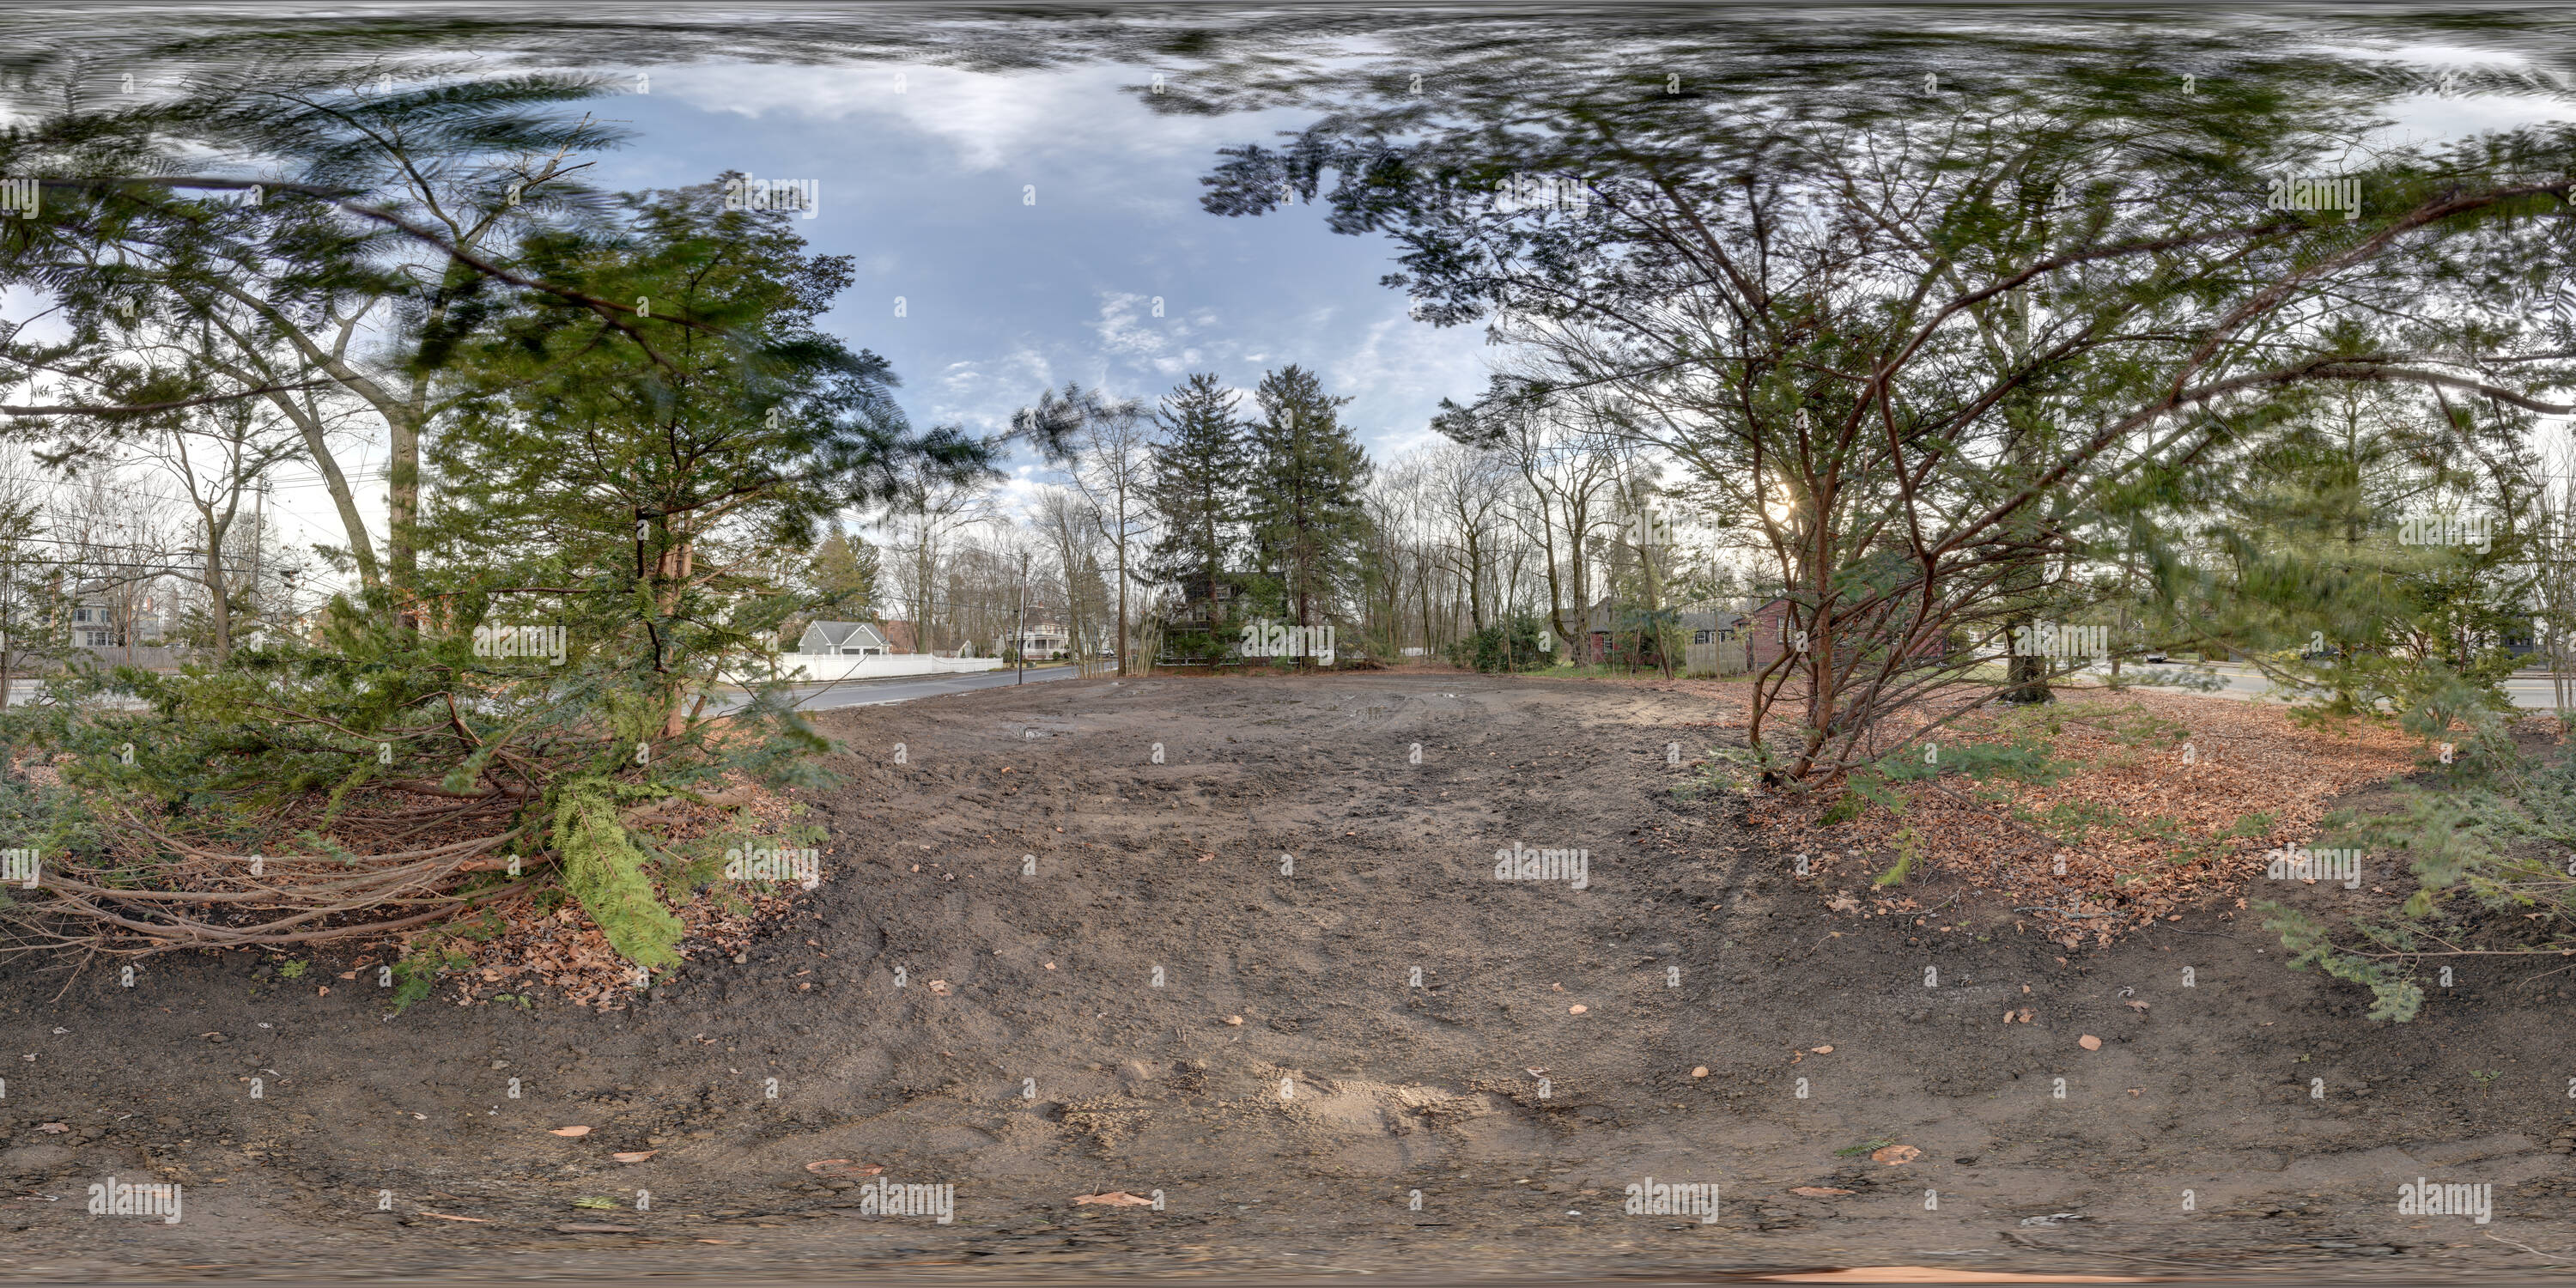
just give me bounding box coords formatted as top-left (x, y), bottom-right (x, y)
top-left (1244, 365), bottom-right (1372, 636)
top-left (1144, 374), bottom-right (1246, 647)
top-left (3, 177), bottom-right (992, 969)
top-left (810, 525), bottom-right (879, 615)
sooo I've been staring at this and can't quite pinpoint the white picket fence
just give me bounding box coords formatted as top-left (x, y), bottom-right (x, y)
top-left (741, 653), bottom-right (1004, 684)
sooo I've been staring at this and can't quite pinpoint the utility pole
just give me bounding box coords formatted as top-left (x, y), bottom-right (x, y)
top-left (247, 480), bottom-right (266, 647)
top-left (1014, 550), bottom-right (1029, 684)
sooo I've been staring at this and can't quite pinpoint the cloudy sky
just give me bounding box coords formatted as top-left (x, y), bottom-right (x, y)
top-left (603, 58), bottom-right (1488, 513)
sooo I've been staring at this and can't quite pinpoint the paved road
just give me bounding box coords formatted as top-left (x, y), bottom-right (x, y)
top-left (2121, 662), bottom-right (2568, 710)
top-left (719, 664), bottom-right (1088, 714)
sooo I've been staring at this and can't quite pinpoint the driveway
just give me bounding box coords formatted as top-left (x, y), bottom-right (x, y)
top-left (2117, 661), bottom-right (2567, 710)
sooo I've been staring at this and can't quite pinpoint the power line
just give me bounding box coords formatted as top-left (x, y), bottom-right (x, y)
top-left (0, 533), bottom-right (212, 557)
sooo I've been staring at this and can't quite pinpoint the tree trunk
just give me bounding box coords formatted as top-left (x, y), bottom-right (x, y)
top-left (203, 519), bottom-right (232, 659)
top-left (1114, 503), bottom-right (1129, 677)
top-left (1998, 294), bottom-right (2050, 705)
top-left (1463, 520), bottom-right (1487, 633)
top-left (387, 411), bottom-right (419, 624)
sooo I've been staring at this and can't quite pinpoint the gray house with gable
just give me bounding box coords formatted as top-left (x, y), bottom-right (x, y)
top-left (794, 621), bottom-right (891, 656)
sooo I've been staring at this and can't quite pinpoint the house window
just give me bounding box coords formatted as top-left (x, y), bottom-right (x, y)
top-left (71, 608), bottom-right (91, 624)
top-left (84, 629), bottom-right (113, 647)
top-left (1693, 629), bottom-right (1712, 645)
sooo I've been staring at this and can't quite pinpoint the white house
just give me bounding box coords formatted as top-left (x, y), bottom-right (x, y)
top-left (1015, 622), bottom-right (1067, 658)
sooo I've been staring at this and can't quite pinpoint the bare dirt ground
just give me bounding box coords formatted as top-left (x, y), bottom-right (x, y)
top-left (3, 671), bottom-right (2573, 1284)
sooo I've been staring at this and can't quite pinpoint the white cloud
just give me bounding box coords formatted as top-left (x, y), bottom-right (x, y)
top-left (1325, 307), bottom-right (1493, 453)
top-left (1094, 290), bottom-right (1207, 376)
top-left (649, 59), bottom-right (1264, 177)
top-left (928, 347), bottom-right (1054, 430)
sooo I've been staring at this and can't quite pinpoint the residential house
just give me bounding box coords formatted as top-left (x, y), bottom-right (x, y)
top-left (1155, 580), bottom-right (1249, 665)
top-left (1580, 598), bottom-right (1741, 666)
top-left (70, 584), bottom-right (166, 650)
top-left (67, 581), bottom-right (186, 671)
top-left (1163, 580), bottom-right (1246, 632)
top-left (795, 621), bottom-right (891, 657)
top-left (1674, 600), bottom-right (1753, 646)
top-left (1014, 622), bottom-right (1068, 659)
top-left (68, 600), bottom-right (119, 650)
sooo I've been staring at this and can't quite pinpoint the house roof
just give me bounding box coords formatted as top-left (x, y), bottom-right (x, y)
top-left (1584, 598), bottom-right (1758, 633)
top-left (803, 621), bottom-right (890, 650)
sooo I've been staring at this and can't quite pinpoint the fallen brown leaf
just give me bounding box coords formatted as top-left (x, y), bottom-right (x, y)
top-left (1690, 1066), bottom-right (1709, 1078)
top-left (1073, 1191), bottom-right (1155, 1206)
top-left (2123, 999), bottom-right (2149, 1012)
top-left (927, 980), bottom-right (951, 996)
top-left (2078, 1034), bottom-right (2103, 1051)
top-left (1789, 1187), bottom-right (1856, 1197)
top-left (1568, 1004), bottom-right (1588, 1014)
top-left (611, 1151), bottom-right (657, 1163)
top-left (1751, 689), bottom-right (2417, 958)
top-left (549, 1126), bottom-right (592, 1137)
top-left (1811, 1045), bottom-right (1833, 1054)
top-left (1869, 1145), bottom-right (1923, 1165)
top-left (36, 1122), bottom-right (68, 1133)
top-left (805, 1159), bottom-right (884, 1177)
top-left (419, 1212), bottom-right (489, 1223)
